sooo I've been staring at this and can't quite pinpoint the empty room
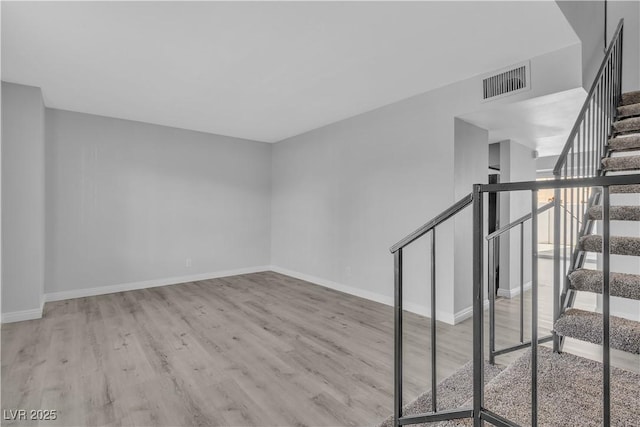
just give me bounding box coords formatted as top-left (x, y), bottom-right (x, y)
top-left (2, 1), bottom-right (640, 426)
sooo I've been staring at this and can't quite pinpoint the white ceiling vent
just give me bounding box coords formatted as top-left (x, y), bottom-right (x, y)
top-left (482, 62), bottom-right (530, 102)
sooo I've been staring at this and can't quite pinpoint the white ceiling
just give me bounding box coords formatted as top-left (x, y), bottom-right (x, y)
top-left (460, 88), bottom-right (587, 157)
top-left (2, 1), bottom-right (579, 142)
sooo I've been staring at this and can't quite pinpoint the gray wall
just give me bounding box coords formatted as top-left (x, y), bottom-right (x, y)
top-left (2, 82), bottom-right (45, 316)
top-left (1, 42), bottom-right (582, 321)
top-left (45, 109), bottom-right (271, 295)
top-left (558, 0), bottom-right (640, 92)
top-left (270, 85), bottom-right (457, 319)
top-left (498, 140), bottom-right (536, 297)
top-left (271, 44), bottom-right (582, 323)
top-left (453, 119), bottom-right (488, 313)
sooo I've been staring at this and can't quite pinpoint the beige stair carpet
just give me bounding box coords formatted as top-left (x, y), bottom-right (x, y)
top-left (554, 308), bottom-right (640, 354)
top-left (621, 90), bottom-right (640, 106)
top-left (608, 134), bottom-right (640, 151)
top-left (569, 268), bottom-right (640, 300)
top-left (438, 347), bottom-right (640, 427)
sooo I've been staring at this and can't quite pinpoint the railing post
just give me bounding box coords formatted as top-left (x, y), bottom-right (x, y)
top-left (488, 238), bottom-right (495, 365)
top-left (553, 184), bottom-right (561, 353)
top-left (618, 23), bottom-right (623, 103)
top-left (531, 189), bottom-right (539, 427)
top-left (430, 229), bottom-right (437, 413)
top-left (520, 222), bottom-right (525, 344)
top-left (472, 184), bottom-right (484, 427)
top-left (602, 186), bottom-right (611, 427)
top-left (394, 248), bottom-right (403, 427)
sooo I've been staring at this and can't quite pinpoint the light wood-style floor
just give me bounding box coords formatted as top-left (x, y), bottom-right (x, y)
top-left (2, 267), bottom-right (638, 427)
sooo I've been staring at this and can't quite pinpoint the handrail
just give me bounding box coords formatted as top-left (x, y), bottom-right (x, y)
top-left (486, 200), bottom-right (554, 241)
top-left (389, 193), bottom-right (473, 253)
top-left (553, 18), bottom-right (624, 175)
top-left (482, 173), bottom-right (640, 193)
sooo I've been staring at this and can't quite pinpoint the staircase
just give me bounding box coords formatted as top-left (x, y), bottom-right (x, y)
top-left (386, 18), bottom-right (639, 427)
top-left (382, 89), bottom-right (640, 427)
top-left (554, 90), bottom-right (640, 355)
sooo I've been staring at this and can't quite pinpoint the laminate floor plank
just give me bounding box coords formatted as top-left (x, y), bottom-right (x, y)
top-left (2, 267), bottom-right (638, 427)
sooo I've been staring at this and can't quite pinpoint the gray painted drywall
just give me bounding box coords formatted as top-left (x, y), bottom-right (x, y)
top-left (45, 109), bottom-right (271, 294)
top-left (498, 140), bottom-right (536, 297)
top-left (489, 143), bottom-right (501, 171)
top-left (558, 1), bottom-right (640, 92)
top-left (2, 82), bottom-right (45, 314)
top-left (610, 0), bottom-right (640, 93)
top-left (0, 81), bottom-right (2, 321)
top-left (453, 119), bottom-right (488, 313)
top-left (557, 1), bottom-right (607, 90)
top-left (271, 44), bottom-right (582, 323)
top-left (1, 43), bottom-right (582, 320)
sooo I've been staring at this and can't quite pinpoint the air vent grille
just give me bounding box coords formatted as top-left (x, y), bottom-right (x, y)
top-left (482, 64), bottom-right (529, 100)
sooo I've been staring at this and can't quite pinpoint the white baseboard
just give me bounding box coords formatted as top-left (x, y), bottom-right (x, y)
top-left (497, 281), bottom-right (532, 299)
top-left (269, 265), bottom-right (486, 325)
top-left (1, 298), bottom-right (45, 323)
top-left (44, 266), bottom-right (271, 303)
top-left (4, 265), bottom-right (490, 327)
top-left (452, 300), bottom-right (491, 324)
top-left (269, 265), bottom-right (394, 306)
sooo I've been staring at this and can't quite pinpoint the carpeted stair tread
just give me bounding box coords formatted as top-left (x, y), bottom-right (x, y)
top-left (602, 155), bottom-right (640, 172)
top-left (608, 134), bottom-right (640, 151)
top-left (611, 184), bottom-right (640, 193)
top-left (554, 308), bottom-right (640, 354)
top-left (622, 90), bottom-right (640, 106)
top-left (578, 234), bottom-right (640, 256)
top-left (586, 205), bottom-right (640, 221)
top-left (613, 116), bottom-right (640, 134)
top-left (618, 102), bottom-right (640, 119)
top-left (377, 362), bottom-right (504, 427)
top-left (569, 268), bottom-right (640, 300)
top-left (438, 347), bottom-right (640, 426)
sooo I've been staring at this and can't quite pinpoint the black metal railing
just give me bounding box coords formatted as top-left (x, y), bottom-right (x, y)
top-left (471, 174), bottom-right (640, 427)
top-left (389, 193), bottom-right (473, 426)
top-left (551, 19), bottom-right (624, 355)
top-left (391, 19), bottom-right (626, 427)
top-left (486, 201), bottom-right (554, 365)
top-left (392, 175), bottom-right (640, 427)
top-left (545, 19), bottom-right (623, 427)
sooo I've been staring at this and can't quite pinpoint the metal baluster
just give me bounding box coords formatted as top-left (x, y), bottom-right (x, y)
top-left (564, 163), bottom-right (568, 296)
top-left (472, 186), bottom-right (484, 427)
top-left (599, 79), bottom-right (604, 165)
top-left (607, 62), bottom-right (611, 134)
top-left (520, 223), bottom-right (524, 344)
top-left (618, 27), bottom-right (623, 103)
top-left (609, 56), bottom-right (612, 121)
top-left (394, 248), bottom-right (403, 427)
top-left (553, 183), bottom-right (561, 352)
top-left (489, 237), bottom-right (496, 365)
top-left (570, 146), bottom-right (575, 263)
top-left (531, 189), bottom-right (539, 427)
top-left (602, 186), bottom-right (611, 427)
top-left (431, 229), bottom-right (437, 413)
top-left (588, 99), bottom-right (598, 176)
top-left (599, 81), bottom-right (603, 168)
